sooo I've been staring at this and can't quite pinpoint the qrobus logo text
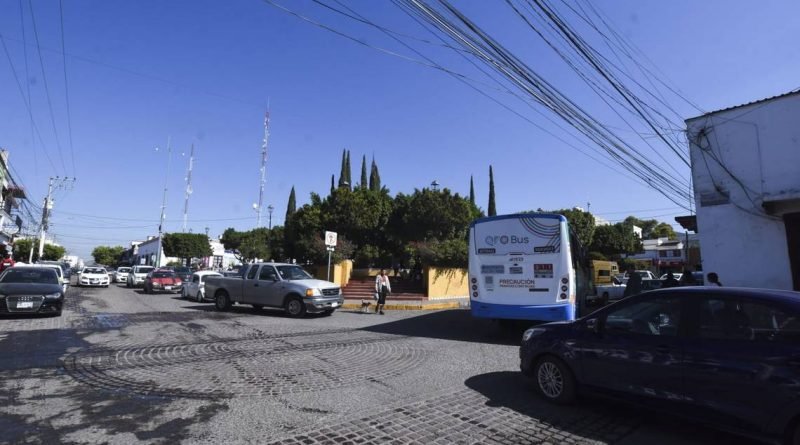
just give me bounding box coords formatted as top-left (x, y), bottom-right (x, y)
top-left (484, 235), bottom-right (530, 246)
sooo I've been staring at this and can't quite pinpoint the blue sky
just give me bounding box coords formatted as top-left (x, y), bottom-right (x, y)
top-left (1, 0), bottom-right (798, 261)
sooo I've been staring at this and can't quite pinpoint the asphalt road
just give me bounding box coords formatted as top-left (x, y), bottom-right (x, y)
top-left (0, 281), bottom-right (760, 444)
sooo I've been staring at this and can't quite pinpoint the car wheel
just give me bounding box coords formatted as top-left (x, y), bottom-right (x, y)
top-left (534, 356), bottom-right (576, 404)
top-left (252, 304), bottom-right (263, 311)
top-left (215, 291), bottom-right (231, 311)
top-left (284, 296), bottom-right (306, 318)
top-left (181, 288), bottom-right (186, 299)
top-left (196, 292), bottom-right (204, 303)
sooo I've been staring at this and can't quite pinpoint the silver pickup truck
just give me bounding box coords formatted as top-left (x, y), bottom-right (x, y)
top-left (203, 263), bottom-right (343, 316)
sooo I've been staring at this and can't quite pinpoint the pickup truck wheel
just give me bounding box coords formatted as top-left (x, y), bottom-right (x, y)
top-left (285, 296), bottom-right (306, 317)
top-left (215, 291), bottom-right (232, 311)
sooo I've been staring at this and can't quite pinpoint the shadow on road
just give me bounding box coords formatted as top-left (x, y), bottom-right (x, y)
top-left (361, 309), bottom-right (530, 346)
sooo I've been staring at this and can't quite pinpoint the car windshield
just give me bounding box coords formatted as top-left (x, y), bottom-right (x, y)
top-left (136, 267), bottom-right (154, 274)
top-left (152, 272), bottom-right (175, 278)
top-left (173, 267), bottom-right (191, 273)
top-left (276, 265), bottom-right (312, 280)
top-left (118, 268), bottom-right (131, 273)
top-left (84, 268), bottom-right (106, 274)
top-left (1, 269), bottom-right (59, 284)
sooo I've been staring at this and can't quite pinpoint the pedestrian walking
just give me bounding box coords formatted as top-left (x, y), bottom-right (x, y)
top-left (623, 267), bottom-right (642, 298)
top-left (707, 272), bottom-right (723, 286)
top-left (662, 271), bottom-right (679, 288)
top-left (375, 269), bottom-right (391, 315)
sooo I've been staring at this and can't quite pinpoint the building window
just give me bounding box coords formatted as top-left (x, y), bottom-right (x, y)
top-left (673, 249), bottom-right (682, 257)
top-left (659, 250), bottom-right (668, 258)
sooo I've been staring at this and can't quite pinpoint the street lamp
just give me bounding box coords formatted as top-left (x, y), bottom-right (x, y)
top-left (267, 205), bottom-right (274, 230)
top-left (431, 180), bottom-right (440, 191)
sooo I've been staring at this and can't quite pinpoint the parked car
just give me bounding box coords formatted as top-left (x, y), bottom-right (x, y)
top-left (34, 263), bottom-right (68, 292)
top-left (520, 286), bottom-right (800, 444)
top-left (79, 266), bottom-right (110, 287)
top-left (204, 263), bottom-right (343, 316)
top-left (127, 265), bottom-right (155, 288)
top-left (182, 271), bottom-right (222, 302)
top-left (143, 269), bottom-right (182, 294)
top-left (169, 266), bottom-right (193, 289)
top-left (0, 266), bottom-right (65, 316)
top-left (660, 273), bottom-right (683, 281)
top-left (114, 267), bottom-right (131, 284)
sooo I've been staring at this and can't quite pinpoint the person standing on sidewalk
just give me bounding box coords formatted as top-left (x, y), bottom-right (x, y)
top-left (375, 269), bottom-right (391, 315)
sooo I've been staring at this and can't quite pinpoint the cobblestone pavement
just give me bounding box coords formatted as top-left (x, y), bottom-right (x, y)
top-left (0, 282), bottom-right (759, 444)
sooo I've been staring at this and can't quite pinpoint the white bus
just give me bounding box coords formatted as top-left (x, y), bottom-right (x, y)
top-left (468, 213), bottom-right (591, 322)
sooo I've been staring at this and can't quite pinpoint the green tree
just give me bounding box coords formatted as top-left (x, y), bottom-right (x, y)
top-left (369, 157), bottom-right (381, 192)
top-left (469, 175), bottom-right (475, 205)
top-left (344, 149), bottom-right (352, 189)
top-left (162, 233), bottom-right (212, 266)
top-left (547, 208), bottom-right (596, 248)
top-left (389, 188), bottom-right (480, 245)
top-left (42, 244), bottom-right (66, 261)
top-left (91, 245), bottom-right (126, 267)
top-left (12, 238), bottom-right (34, 262)
top-left (623, 217), bottom-right (677, 240)
top-left (221, 228), bottom-right (272, 263)
top-left (359, 155), bottom-right (368, 190)
top-left (488, 165), bottom-right (497, 216)
top-left (589, 223), bottom-right (642, 257)
top-left (338, 149), bottom-right (348, 189)
top-left (330, 175), bottom-right (335, 195)
top-left (285, 186), bottom-right (296, 223)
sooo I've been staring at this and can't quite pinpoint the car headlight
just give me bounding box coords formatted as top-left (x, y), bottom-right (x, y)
top-left (305, 288), bottom-right (321, 297)
top-left (0, 294), bottom-right (6, 300)
top-left (522, 328), bottom-right (547, 342)
top-left (44, 292), bottom-right (61, 300)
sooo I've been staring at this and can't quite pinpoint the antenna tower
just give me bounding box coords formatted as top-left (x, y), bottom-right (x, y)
top-left (257, 110), bottom-right (270, 227)
top-left (182, 144), bottom-right (195, 232)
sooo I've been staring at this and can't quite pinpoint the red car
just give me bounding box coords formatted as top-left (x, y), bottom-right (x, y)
top-left (143, 269), bottom-right (182, 294)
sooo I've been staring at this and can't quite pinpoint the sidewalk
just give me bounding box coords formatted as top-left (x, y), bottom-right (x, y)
top-left (341, 297), bottom-right (469, 311)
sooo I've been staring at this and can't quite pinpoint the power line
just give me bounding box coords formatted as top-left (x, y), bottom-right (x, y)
top-left (27, 0), bottom-right (68, 175)
top-left (18, 0), bottom-right (37, 175)
top-left (58, 0), bottom-right (77, 175)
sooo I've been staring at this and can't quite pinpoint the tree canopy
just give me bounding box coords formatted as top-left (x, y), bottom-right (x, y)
top-left (162, 233), bottom-right (212, 265)
top-left (91, 245), bottom-right (126, 267)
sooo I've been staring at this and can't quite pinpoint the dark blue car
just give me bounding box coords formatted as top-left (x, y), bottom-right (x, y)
top-left (520, 287), bottom-right (800, 444)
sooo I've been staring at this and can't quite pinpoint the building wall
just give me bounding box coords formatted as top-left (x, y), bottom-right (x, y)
top-left (426, 267), bottom-right (468, 300)
top-left (687, 93), bottom-right (800, 289)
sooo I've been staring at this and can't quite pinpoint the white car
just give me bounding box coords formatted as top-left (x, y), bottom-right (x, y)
top-left (79, 267), bottom-right (110, 287)
top-left (34, 263), bottom-right (69, 292)
top-left (182, 271), bottom-right (222, 302)
top-left (660, 272), bottom-right (683, 281)
top-left (115, 267), bottom-right (131, 284)
top-left (127, 265), bottom-right (154, 288)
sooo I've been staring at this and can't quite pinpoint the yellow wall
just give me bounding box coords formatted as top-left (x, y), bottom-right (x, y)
top-left (426, 267), bottom-right (469, 300)
top-left (315, 260), bottom-right (353, 287)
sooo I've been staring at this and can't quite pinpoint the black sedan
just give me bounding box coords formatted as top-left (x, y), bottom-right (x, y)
top-left (520, 287), bottom-right (800, 444)
top-left (0, 267), bottom-right (65, 316)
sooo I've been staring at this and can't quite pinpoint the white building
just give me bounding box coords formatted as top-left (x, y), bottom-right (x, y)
top-left (133, 236), bottom-right (179, 267)
top-left (0, 150), bottom-right (27, 254)
top-left (685, 90), bottom-right (800, 290)
top-left (625, 237), bottom-right (685, 274)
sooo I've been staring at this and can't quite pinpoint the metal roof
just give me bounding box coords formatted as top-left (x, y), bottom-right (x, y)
top-left (686, 89), bottom-right (800, 122)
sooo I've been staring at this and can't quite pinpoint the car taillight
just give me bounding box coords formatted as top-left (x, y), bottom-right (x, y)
top-left (175, 280), bottom-right (182, 285)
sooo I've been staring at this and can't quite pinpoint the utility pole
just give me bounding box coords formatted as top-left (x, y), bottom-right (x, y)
top-left (182, 144), bottom-right (195, 232)
top-left (37, 176), bottom-right (74, 260)
top-left (156, 137), bottom-right (172, 268)
top-left (256, 109), bottom-right (270, 227)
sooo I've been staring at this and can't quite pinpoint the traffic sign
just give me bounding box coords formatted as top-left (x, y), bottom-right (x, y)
top-left (325, 231), bottom-right (338, 247)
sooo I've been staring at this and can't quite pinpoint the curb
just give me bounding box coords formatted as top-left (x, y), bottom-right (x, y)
top-left (341, 300), bottom-right (468, 311)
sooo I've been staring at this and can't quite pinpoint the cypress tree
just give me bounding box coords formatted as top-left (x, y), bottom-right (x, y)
top-left (344, 150), bottom-right (352, 189)
top-left (469, 175), bottom-right (475, 205)
top-left (369, 157), bottom-right (381, 192)
top-left (338, 149), bottom-right (347, 188)
top-left (285, 186), bottom-right (296, 222)
top-left (360, 155), bottom-right (368, 190)
top-left (330, 175), bottom-right (335, 195)
top-left (488, 165), bottom-right (497, 216)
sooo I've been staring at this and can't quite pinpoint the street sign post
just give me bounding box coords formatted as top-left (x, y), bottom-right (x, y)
top-left (325, 231), bottom-right (338, 282)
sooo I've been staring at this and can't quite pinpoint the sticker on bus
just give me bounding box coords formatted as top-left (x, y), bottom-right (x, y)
top-left (509, 266), bottom-right (524, 274)
top-left (480, 265), bottom-right (504, 274)
top-left (534, 264), bottom-right (554, 278)
top-left (484, 276), bottom-right (494, 291)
